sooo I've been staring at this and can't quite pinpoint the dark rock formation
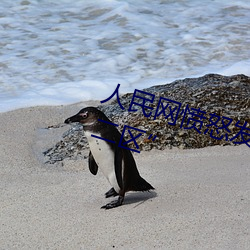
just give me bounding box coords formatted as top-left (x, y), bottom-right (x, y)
top-left (44, 74), bottom-right (250, 164)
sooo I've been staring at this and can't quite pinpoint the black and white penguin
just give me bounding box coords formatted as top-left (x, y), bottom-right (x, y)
top-left (65, 107), bottom-right (154, 209)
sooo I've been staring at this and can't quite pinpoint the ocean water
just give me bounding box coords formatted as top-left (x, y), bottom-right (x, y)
top-left (0, 0), bottom-right (250, 112)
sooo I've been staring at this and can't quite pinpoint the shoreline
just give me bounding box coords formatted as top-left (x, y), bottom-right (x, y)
top-left (0, 103), bottom-right (249, 249)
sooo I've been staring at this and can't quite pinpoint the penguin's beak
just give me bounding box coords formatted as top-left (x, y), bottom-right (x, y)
top-left (64, 114), bottom-right (81, 124)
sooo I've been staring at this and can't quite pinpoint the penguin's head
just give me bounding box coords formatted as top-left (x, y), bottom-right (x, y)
top-left (65, 107), bottom-right (107, 128)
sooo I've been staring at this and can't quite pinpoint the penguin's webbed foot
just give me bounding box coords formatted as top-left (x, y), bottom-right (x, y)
top-left (101, 196), bottom-right (124, 209)
top-left (105, 187), bottom-right (118, 198)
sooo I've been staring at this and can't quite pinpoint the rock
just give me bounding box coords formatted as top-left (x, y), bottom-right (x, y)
top-left (43, 74), bottom-right (250, 164)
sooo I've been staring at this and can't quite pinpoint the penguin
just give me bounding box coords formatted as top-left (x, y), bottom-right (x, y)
top-left (65, 107), bottom-right (154, 209)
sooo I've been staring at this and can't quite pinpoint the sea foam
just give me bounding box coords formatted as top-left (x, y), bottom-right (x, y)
top-left (0, 0), bottom-right (249, 112)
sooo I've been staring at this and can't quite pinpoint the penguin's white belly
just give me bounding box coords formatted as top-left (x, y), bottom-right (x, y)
top-left (85, 131), bottom-right (120, 193)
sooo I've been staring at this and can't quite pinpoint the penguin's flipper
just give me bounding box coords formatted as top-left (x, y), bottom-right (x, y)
top-left (101, 196), bottom-right (124, 209)
top-left (114, 146), bottom-right (123, 190)
top-left (88, 151), bottom-right (98, 175)
top-left (105, 187), bottom-right (118, 198)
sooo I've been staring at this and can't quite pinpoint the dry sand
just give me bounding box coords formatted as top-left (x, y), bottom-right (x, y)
top-left (0, 102), bottom-right (249, 249)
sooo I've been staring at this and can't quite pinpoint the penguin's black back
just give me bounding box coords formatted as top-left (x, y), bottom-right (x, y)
top-left (95, 114), bottom-right (154, 192)
top-left (122, 147), bottom-right (154, 192)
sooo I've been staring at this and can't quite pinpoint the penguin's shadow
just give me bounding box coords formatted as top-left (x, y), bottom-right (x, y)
top-left (123, 191), bottom-right (157, 208)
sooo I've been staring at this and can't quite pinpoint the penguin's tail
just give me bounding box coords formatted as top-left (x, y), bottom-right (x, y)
top-left (132, 176), bottom-right (154, 192)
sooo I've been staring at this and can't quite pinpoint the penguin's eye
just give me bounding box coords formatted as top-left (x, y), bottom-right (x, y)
top-left (79, 112), bottom-right (88, 119)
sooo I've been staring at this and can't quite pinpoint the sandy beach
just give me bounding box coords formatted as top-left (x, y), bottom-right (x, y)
top-left (0, 102), bottom-right (249, 249)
